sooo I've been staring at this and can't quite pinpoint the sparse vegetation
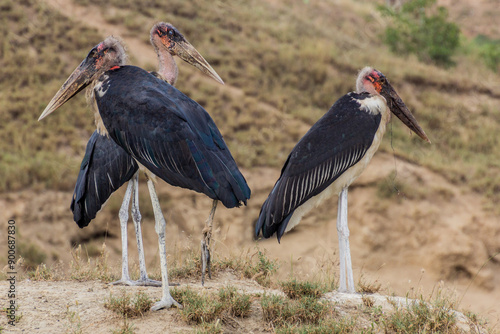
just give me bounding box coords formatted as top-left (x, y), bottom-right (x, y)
top-left (382, 298), bottom-right (457, 333)
top-left (472, 35), bottom-right (500, 72)
top-left (111, 321), bottom-right (135, 334)
top-left (379, 0), bottom-right (460, 66)
top-left (66, 302), bottom-right (83, 334)
top-left (171, 285), bottom-right (252, 326)
top-left (279, 278), bottom-right (326, 299)
top-left (274, 318), bottom-right (357, 334)
top-left (261, 294), bottom-right (331, 328)
top-left (172, 286), bottom-right (225, 324)
top-left (357, 274), bottom-right (383, 294)
top-left (195, 321), bottom-right (223, 334)
top-left (17, 241), bottom-right (47, 270)
top-left (243, 249), bottom-right (279, 287)
top-left (0, 0), bottom-right (496, 208)
top-left (69, 244), bottom-right (116, 282)
top-left (26, 263), bottom-right (55, 281)
top-left (104, 290), bottom-right (152, 334)
top-left (105, 290), bottom-right (153, 318)
top-left (218, 286), bottom-right (252, 317)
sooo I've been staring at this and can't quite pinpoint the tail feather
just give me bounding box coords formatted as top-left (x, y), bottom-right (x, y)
top-left (188, 139), bottom-right (251, 209)
top-left (255, 181), bottom-right (293, 242)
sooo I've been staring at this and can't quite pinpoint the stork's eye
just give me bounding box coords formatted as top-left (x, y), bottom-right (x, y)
top-left (167, 29), bottom-right (174, 37)
top-left (379, 77), bottom-right (386, 85)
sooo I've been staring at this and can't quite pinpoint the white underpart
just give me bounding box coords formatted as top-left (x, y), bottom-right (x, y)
top-left (283, 95), bottom-right (390, 234)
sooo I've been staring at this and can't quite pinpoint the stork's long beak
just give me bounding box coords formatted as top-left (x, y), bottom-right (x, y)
top-left (174, 40), bottom-right (224, 85)
top-left (382, 84), bottom-right (430, 143)
top-left (39, 56), bottom-right (97, 121)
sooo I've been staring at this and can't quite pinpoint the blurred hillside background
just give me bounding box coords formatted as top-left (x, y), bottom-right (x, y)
top-left (0, 0), bottom-right (499, 327)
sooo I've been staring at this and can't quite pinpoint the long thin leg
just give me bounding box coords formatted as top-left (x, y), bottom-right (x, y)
top-left (201, 199), bottom-right (218, 285)
top-left (131, 173), bottom-right (161, 287)
top-left (337, 187), bottom-right (355, 293)
top-left (111, 180), bottom-right (134, 285)
top-left (146, 177), bottom-right (181, 311)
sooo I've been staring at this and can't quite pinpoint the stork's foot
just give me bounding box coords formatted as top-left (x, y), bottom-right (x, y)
top-left (337, 288), bottom-right (357, 294)
top-left (110, 278), bottom-right (139, 286)
top-left (201, 239), bottom-right (211, 286)
top-left (151, 295), bottom-right (182, 311)
top-left (134, 277), bottom-right (162, 287)
top-left (111, 277), bottom-right (177, 287)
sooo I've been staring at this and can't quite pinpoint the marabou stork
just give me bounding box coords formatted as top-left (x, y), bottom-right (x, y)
top-left (39, 37), bottom-right (250, 310)
top-left (71, 23), bottom-right (224, 287)
top-left (255, 67), bottom-right (429, 293)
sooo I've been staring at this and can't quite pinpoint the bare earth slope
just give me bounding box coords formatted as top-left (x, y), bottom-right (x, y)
top-left (0, 0), bottom-right (499, 332)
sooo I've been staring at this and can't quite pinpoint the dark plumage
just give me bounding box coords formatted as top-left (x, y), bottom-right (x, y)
top-left (96, 66), bottom-right (250, 208)
top-left (71, 132), bottom-right (138, 228)
top-left (255, 93), bottom-right (380, 240)
top-left (253, 67), bottom-right (429, 293)
top-left (40, 35), bottom-right (250, 309)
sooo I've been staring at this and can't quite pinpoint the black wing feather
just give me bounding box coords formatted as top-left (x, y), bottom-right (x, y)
top-left (71, 131), bottom-right (139, 228)
top-left (255, 93), bottom-right (382, 240)
top-left (96, 66), bottom-right (250, 208)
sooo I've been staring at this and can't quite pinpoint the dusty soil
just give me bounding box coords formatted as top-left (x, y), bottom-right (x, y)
top-left (1, 0), bottom-right (499, 332)
top-left (0, 272), bottom-right (485, 333)
top-left (0, 273), bottom-right (277, 333)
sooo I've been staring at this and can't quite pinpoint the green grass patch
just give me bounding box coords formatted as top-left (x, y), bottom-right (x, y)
top-left (171, 285), bottom-right (252, 325)
top-left (218, 286), bottom-right (251, 317)
top-left (279, 278), bottom-right (326, 299)
top-left (261, 294), bottom-right (331, 328)
top-left (195, 321), bottom-right (223, 334)
top-left (243, 249), bottom-right (279, 287)
top-left (275, 318), bottom-right (356, 334)
top-left (382, 298), bottom-right (457, 333)
top-left (172, 287), bottom-right (225, 324)
top-left (104, 290), bottom-right (153, 318)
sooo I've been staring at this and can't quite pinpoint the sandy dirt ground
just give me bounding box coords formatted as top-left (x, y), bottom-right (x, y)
top-left (0, 272), bottom-right (487, 333)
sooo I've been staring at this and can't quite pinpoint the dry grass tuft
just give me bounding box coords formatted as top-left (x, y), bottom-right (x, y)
top-left (261, 294), bottom-right (332, 328)
top-left (104, 290), bottom-right (153, 318)
top-left (357, 274), bottom-right (383, 294)
top-left (69, 244), bottom-right (116, 282)
top-left (279, 278), bottom-right (326, 299)
top-left (171, 285), bottom-right (252, 327)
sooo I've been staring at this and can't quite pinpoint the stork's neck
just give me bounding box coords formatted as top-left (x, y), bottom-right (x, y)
top-left (156, 47), bottom-right (178, 86)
